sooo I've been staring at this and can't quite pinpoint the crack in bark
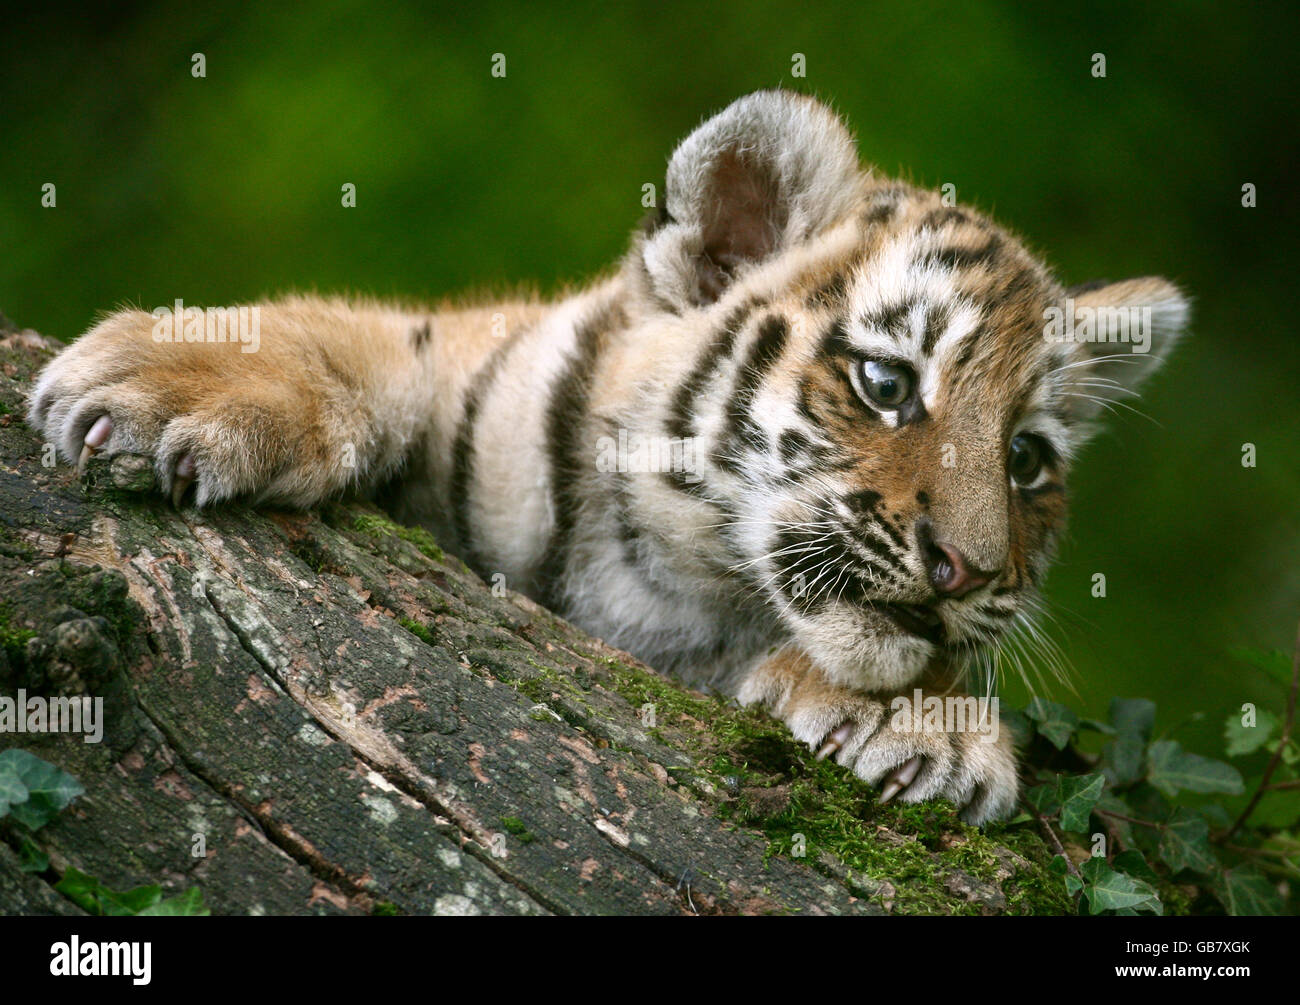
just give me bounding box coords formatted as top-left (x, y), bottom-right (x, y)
top-left (131, 695), bottom-right (368, 912)
top-left (197, 575), bottom-right (566, 915)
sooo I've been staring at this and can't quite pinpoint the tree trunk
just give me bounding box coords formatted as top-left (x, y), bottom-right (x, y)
top-left (0, 318), bottom-right (1070, 916)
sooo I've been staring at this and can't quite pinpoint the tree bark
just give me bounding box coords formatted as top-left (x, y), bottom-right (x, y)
top-left (0, 318), bottom-right (1069, 915)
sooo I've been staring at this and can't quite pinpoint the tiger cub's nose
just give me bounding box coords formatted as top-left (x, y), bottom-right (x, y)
top-left (916, 518), bottom-right (997, 599)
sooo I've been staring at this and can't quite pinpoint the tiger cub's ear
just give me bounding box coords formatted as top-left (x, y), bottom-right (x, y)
top-left (636, 90), bottom-right (864, 310)
top-left (1053, 276), bottom-right (1190, 420)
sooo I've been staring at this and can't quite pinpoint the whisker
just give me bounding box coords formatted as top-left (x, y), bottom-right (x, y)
top-left (1049, 353), bottom-right (1145, 375)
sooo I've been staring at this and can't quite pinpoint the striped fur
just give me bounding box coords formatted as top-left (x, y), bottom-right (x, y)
top-left (28, 92), bottom-right (1189, 822)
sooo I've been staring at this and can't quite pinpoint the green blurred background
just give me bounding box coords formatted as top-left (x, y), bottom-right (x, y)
top-left (2, 1), bottom-right (1296, 752)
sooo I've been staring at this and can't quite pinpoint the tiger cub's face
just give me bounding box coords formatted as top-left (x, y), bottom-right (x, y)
top-left (630, 92), bottom-right (1187, 692)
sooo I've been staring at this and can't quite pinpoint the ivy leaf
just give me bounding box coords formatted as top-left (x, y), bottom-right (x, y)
top-left (1110, 698), bottom-right (1156, 741)
top-left (1025, 698), bottom-right (1079, 750)
top-left (1124, 783), bottom-right (1174, 822)
top-left (1229, 648), bottom-right (1294, 688)
top-left (1051, 854), bottom-right (1083, 897)
top-left (52, 869), bottom-right (112, 915)
top-left (1102, 736), bottom-right (1146, 786)
top-left (100, 884), bottom-right (165, 916)
top-left (1095, 791), bottom-right (1136, 847)
top-left (53, 867), bottom-right (208, 916)
top-left (54, 869), bottom-right (163, 917)
top-left (1213, 866), bottom-right (1284, 916)
top-left (1024, 780), bottom-right (1061, 815)
top-left (0, 763), bottom-right (29, 819)
top-left (18, 837), bottom-right (49, 874)
top-left (0, 750), bottom-right (83, 830)
top-left (1223, 708), bottom-right (1279, 757)
top-left (1146, 740), bottom-right (1244, 798)
top-left (1103, 700), bottom-right (1156, 786)
top-left (1058, 773), bottom-right (1106, 833)
top-left (1157, 808), bottom-right (1217, 875)
top-left (1111, 849), bottom-right (1160, 884)
top-left (136, 887), bottom-right (210, 916)
top-left (1196, 802), bottom-right (1233, 830)
top-left (1080, 856), bottom-right (1162, 915)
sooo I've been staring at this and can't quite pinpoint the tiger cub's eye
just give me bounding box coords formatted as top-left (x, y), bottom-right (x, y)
top-left (1008, 434), bottom-right (1047, 485)
top-left (858, 359), bottom-right (914, 409)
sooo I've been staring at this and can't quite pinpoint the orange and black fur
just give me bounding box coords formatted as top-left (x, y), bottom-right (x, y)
top-left (28, 92), bottom-right (1188, 822)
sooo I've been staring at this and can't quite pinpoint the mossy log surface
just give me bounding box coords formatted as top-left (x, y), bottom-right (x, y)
top-left (0, 319), bottom-right (1071, 916)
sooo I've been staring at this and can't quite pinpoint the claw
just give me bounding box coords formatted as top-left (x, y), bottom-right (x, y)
top-left (171, 453), bottom-right (196, 509)
top-left (878, 755), bottom-right (923, 804)
top-left (815, 722), bottom-right (855, 761)
top-left (78, 415), bottom-right (114, 474)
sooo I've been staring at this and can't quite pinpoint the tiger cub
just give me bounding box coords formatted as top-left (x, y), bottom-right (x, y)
top-left (28, 91), bottom-right (1187, 823)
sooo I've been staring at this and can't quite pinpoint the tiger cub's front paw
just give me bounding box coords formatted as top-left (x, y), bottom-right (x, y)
top-left (28, 307), bottom-right (340, 507)
top-left (739, 654), bottom-right (1018, 824)
top-left (798, 694), bottom-right (1019, 825)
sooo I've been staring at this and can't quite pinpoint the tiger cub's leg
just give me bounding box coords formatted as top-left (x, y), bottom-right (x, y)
top-left (736, 647), bottom-right (1018, 824)
top-left (28, 298), bottom-right (435, 508)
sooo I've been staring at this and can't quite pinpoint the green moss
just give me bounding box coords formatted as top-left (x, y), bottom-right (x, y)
top-left (371, 900), bottom-right (401, 916)
top-left (63, 568), bottom-right (139, 646)
top-left (597, 654), bottom-right (1072, 915)
top-left (500, 815), bottom-right (536, 843)
top-left (510, 674), bottom-right (547, 703)
top-left (397, 617), bottom-right (434, 645)
top-left (287, 537), bottom-right (327, 574)
top-left (494, 656), bottom-right (596, 718)
top-left (353, 513), bottom-right (444, 562)
top-left (0, 605), bottom-right (37, 664)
